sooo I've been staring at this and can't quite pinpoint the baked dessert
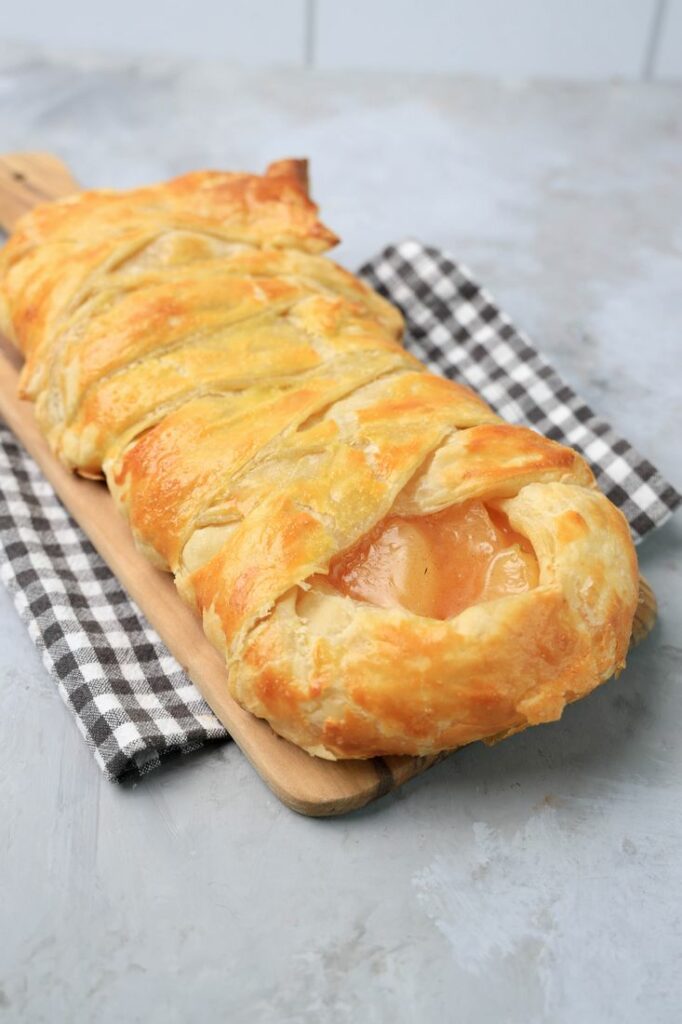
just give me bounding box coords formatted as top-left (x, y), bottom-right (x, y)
top-left (0, 159), bottom-right (639, 759)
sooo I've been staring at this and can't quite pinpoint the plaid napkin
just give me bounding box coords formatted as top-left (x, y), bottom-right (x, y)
top-left (1, 239), bottom-right (678, 780)
top-left (361, 242), bottom-right (680, 539)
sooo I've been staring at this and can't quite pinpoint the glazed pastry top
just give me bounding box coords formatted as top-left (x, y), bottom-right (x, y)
top-left (0, 159), bottom-right (639, 760)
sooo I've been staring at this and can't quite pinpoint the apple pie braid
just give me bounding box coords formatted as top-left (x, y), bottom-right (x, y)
top-left (0, 159), bottom-right (639, 759)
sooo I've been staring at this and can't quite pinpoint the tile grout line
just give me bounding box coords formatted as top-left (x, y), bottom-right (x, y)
top-left (304, 0), bottom-right (317, 69)
top-left (642, 0), bottom-right (668, 80)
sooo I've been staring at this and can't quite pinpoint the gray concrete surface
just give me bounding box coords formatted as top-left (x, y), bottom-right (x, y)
top-left (1, 47), bottom-right (681, 1024)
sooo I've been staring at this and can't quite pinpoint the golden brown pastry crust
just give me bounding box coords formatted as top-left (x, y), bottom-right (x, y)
top-left (0, 160), bottom-right (639, 760)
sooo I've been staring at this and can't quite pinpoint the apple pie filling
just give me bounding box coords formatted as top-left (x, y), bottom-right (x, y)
top-left (326, 500), bottom-right (538, 620)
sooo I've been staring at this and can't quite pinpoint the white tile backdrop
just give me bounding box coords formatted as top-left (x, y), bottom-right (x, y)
top-left (655, 0), bottom-right (682, 76)
top-left (1, 0), bottom-right (309, 65)
top-left (1, 0), bottom-right (680, 78)
top-left (315, 0), bottom-right (658, 79)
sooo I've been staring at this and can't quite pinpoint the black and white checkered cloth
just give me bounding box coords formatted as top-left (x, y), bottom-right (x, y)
top-left (361, 241), bottom-right (680, 539)
top-left (0, 239), bottom-right (678, 780)
top-left (0, 430), bottom-right (227, 779)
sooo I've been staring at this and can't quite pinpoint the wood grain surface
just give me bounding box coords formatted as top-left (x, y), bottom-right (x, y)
top-left (0, 152), bottom-right (658, 817)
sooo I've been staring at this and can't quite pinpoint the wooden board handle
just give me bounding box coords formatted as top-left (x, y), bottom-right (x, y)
top-left (0, 152), bottom-right (80, 232)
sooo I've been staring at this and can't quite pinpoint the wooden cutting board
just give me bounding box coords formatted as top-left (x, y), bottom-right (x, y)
top-left (0, 152), bottom-right (658, 816)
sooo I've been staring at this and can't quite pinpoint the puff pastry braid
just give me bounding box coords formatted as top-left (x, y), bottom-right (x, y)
top-left (0, 159), bottom-right (639, 759)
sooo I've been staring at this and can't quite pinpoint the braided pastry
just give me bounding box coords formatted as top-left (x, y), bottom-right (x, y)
top-left (0, 159), bottom-right (639, 759)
